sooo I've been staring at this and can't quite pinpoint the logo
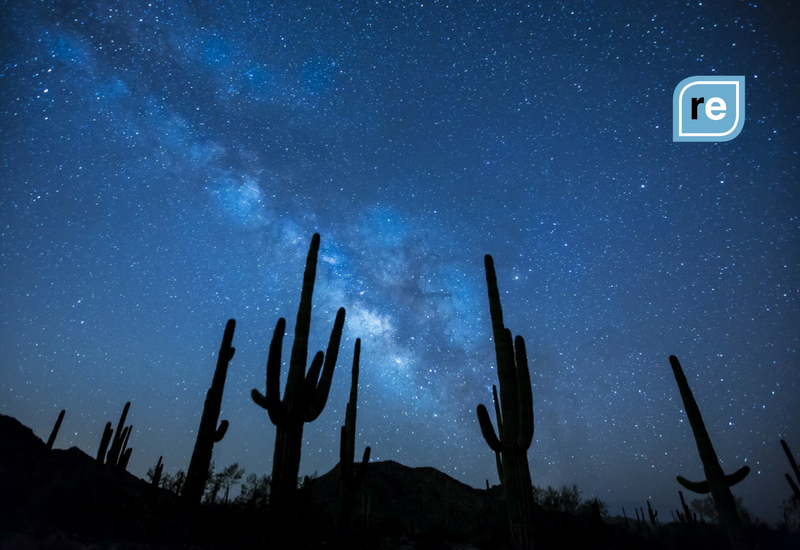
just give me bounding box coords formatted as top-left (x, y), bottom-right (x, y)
top-left (673, 76), bottom-right (745, 142)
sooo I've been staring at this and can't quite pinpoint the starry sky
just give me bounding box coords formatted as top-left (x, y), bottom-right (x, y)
top-left (1, 0), bottom-right (798, 524)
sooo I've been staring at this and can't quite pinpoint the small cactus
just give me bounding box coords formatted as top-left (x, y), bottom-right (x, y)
top-left (98, 402), bottom-right (133, 470)
top-left (106, 402), bottom-right (132, 468)
top-left (780, 439), bottom-right (800, 500)
top-left (647, 500), bottom-right (659, 527)
top-left (152, 456), bottom-right (164, 487)
top-left (46, 409), bottom-right (65, 451)
top-left (679, 490), bottom-right (695, 524)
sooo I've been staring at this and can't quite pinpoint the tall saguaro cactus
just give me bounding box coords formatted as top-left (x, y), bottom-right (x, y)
top-left (252, 233), bottom-right (345, 510)
top-left (339, 339), bottom-right (371, 546)
top-left (476, 255), bottom-right (535, 550)
top-left (341, 339), bottom-right (371, 487)
top-left (668, 355), bottom-right (750, 550)
top-left (182, 319), bottom-right (236, 506)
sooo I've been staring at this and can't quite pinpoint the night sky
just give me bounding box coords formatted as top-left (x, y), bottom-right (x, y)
top-left (2, 0), bottom-right (798, 523)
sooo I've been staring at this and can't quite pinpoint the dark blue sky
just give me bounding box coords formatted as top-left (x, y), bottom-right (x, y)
top-left (1, 1), bottom-right (798, 522)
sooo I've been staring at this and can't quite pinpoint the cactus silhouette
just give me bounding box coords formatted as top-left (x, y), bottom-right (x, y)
top-left (339, 339), bottom-right (371, 547)
top-left (182, 319), bottom-right (236, 506)
top-left (340, 339), bottom-right (371, 487)
top-left (476, 254), bottom-right (535, 550)
top-left (676, 490), bottom-right (695, 524)
top-left (152, 456), bottom-right (164, 487)
top-left (97, 422), bottom-right (113, 463)
top-left (647, 500), bottom-right (659, 527)
top-left (781, 439), bottom-right (800, 500)
top-left (103, 402), bottom-right (133, 470)
top-left (46, 409), bottom-right (65, 451)
top-left (251, 233), bottom-right (345, 511)
top-left (669, 355), bottom-right (750, 550)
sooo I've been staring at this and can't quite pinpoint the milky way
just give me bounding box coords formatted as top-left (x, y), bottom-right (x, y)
top-left (1, 1), bottom-right (798, 522)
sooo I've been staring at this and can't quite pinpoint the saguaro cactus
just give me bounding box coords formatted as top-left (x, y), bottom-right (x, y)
top-left (669, 355), bottom-right (750, 550)
top-left (340, 339), bottom-right (371, 487)
top-left (780, 439), bottom-right (800, 501)
top-left (97, 422), bottom-right (113, 463)
top-left (251, 233), bottom-right (345, 510)
top-left (182, 319), bottom-right (236, 506)
top-left (476, 254), bottom-right (535, 550)
top-left (339, 339), bottom-right (371, 546)
top-left (676, 490), bottom-right (695, 524)
top-left (46, 409), bottom-right (65, 450)
top-left (102, 402), bottom-right (133, 470)
top-left (647, 500), bottom-right (659, 527)
top-left (152, 456), bottom-right (164, 487)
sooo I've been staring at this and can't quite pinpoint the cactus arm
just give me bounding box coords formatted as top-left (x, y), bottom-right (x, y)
top-left (299, 351), bottom-right (325, 419)
top-left (97, 422), bottom-right (112, 463)
top-left (477, 404), bottom-right (504, 453)
top-left (492, 385), bottom-right (503, 434)
top-left (250, 389), bottom-right (269, 410)
top-left (726, 466), bottom-right (750, 486)
top-left (497, 329), bottom-right (520, 451)
top-left (118, 425), bottom-right (133, 468)
top-left (490, 385), bottom-right (505, 479)
top-left (252, 318), bottom-right (287, 421)
top-left (677, 476), bottom-right (711, 494)
top-left (514, 336), bottom-right (534, 449)
top-left (119, 447), bottom-right (132, 471)
top-left (265, 317), bottom-right (288, 414)
top-left (215, 420), bottom-right (229, 442)
top-left (306, 307), bottom-right (346, 422)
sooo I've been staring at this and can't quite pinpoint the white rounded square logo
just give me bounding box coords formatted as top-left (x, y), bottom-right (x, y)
top-left (673, 76), bottom-right (745, 142)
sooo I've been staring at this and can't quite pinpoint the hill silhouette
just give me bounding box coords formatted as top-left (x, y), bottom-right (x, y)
top-left (1, 413), bottom-right (797, 549)
top-left (0, 412), bottom-right (505, 548)
top-left (307, 459), bottom-right (506, 545)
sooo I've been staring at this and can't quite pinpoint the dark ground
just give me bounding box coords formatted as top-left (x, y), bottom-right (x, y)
top-left (1, 413), bottom-right (797, 549)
